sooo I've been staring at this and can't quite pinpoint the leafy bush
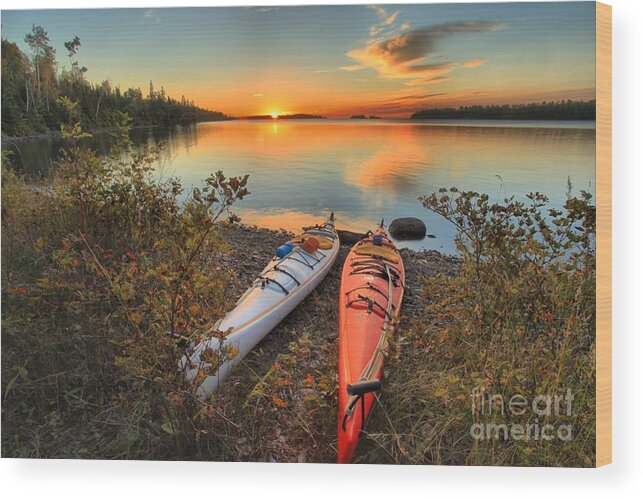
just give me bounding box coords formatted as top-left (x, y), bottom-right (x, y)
top-left (1, 112), bottom-right (249, 458)
top-left (365, 187), bottom-right (596, 466)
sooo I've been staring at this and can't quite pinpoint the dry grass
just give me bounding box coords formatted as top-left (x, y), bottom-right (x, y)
top-left (1, 121), bottom-right (596, 465)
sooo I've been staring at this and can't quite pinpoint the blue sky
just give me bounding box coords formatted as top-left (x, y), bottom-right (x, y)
top-left (1, 3), bottom-right (596, 117)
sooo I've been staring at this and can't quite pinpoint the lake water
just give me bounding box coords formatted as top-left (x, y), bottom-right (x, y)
top-left (8, 119), bottom-right (596, 253)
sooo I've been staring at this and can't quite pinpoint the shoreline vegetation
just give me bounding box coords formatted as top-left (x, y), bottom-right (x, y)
top-left (2, 110), bottom-right (597, 465)
top-left (1, 123), bottom-right (164, 144)
top-left (1, 27), bottom-right (231, 139)
top-left (411, 100), bottom-right (596, 120)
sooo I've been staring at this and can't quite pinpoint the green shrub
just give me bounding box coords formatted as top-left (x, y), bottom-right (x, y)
top-left (364, 188), bottom-right (596, 466)
top-left (1, 112), bottom-right (249, 458)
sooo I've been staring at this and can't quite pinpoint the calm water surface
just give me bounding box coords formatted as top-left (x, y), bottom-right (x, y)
top-left (10, 119), bottom-right (596, 253)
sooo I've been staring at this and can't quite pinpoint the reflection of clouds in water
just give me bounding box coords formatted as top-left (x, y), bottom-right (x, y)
top-left (342, 125), bottom-right (595, 203)
top-left (343, 130), bottom-right (438, 195)
top-left (236, 209), bottom-right (328, 233)
top-left (236, 208), bottom-right (378, 235)
top-left (356, 186), bottom-right (386, 212)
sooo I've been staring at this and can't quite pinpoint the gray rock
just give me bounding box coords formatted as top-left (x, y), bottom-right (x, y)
top-left (389, 217), bottom-right (427, 240)
top-left (337, 229), bottom-right (366, 246)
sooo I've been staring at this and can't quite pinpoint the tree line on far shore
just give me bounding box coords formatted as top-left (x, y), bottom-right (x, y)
top-left (410, 100), bottom-right (596, 121)
top-left (1, 25), bottom-right (230, 138)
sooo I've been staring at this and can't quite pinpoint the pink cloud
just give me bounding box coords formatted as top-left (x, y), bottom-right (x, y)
top-left (385, 12), bottom-right (399, 26)
top-left (463, 58), bottom-right (485, 68)
top-left (344, 22), bottom-right (502, 84)
top-left (405, 76), bottom-right (453, 86)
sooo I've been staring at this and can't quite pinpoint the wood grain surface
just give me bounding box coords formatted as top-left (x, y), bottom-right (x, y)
top-left (596, 1), bottom-right (612, 468)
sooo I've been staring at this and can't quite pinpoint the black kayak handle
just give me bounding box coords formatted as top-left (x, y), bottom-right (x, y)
top-left (347, 379), bottom-right (382, 396)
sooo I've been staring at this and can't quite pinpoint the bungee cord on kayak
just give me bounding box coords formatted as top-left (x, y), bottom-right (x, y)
top-left (181, 215), bottom-right (340, 399)
top-left (337, 225), bottom-right (405, 463)
top-left (342, 259), bottom-right (396, 431)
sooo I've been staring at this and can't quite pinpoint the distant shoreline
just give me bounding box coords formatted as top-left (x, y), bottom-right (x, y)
top-left (410, 100), bottom-right (596, 121)
top-left (408, 116), bottom-right (597, 122)
top-left (242, 113), bottom-right (326, 120)
top-left (3, 117), bottom-right (597, 143)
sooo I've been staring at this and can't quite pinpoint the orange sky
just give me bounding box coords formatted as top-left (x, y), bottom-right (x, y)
top-left (2, 3), bottom-right (596, 117)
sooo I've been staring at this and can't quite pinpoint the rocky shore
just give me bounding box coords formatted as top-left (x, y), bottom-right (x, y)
top-left (208, 222), bottom-right (460, 462)
top-left (216, 222), bottom-right (459, 334)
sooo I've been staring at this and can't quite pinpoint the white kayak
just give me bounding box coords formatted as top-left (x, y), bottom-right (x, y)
top-left (181, 215), bottom-right (340, 399)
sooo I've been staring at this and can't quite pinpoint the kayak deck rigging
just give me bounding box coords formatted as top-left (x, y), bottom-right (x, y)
top-left (181, 216), bottom-right (340, 398)
top-left (349, 257), bottom-right (402, 287)
top-left (343, 258), bottom-right (396, 419)
top-left (337, 227), bottom-right (405, 463)
top-left (257, 239), bottom-right (330, 295)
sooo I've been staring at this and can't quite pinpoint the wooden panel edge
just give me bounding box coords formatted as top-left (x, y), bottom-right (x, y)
top-left (595, 1), bottom-right (612, 468)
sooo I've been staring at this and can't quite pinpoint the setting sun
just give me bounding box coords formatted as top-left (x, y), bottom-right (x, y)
top-left (270, 111), bottom-right (279, 119)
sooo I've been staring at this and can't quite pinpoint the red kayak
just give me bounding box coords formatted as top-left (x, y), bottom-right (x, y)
top-left (337, 224), bottom-right (405, 463)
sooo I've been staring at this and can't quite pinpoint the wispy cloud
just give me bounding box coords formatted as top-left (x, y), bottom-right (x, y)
top-left (144, 9), bottom-right (160, 23)
top-left (463, 58), bottom-right (485, 68)
top-left (253, 92), bottom-right (264, 97)
top-left (337, 64), bottom-right (365, 72)
top-left (404, 76), bottom-right (453, 86)
top-left (396, 92), bottom-right (447, 101)
top-left (368, 5), bottom-right (388, 19)
top-left (385, 12), bottom-right (399, 26)
top-left (350, 90), bottom-right (494, 117)
top-left (344, 21), bottom-right (503, 84)
top-left (400, 21), bottom-right (411, 32)
top-left (367, 5), bottom-right (401, 37)
top-left (247, 6), bottom-right (280, 13)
